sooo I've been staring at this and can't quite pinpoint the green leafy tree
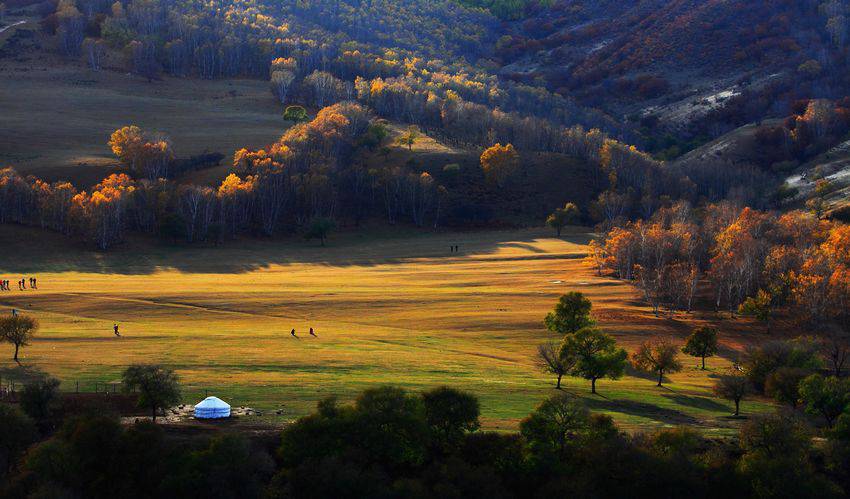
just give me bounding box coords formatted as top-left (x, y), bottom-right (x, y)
top-left (631, 338), bottom-right (683, 387)
top-left (560, 327), bottom-right (628, 394)
top-left (798, 374), bottom-right (850, 428)
top-left (304, 217), bottom-right (337, 246)
top-left (359, 121), bottom-right (389, 150)
top-left (739, 289), bottom-right (773, 333)
top-left (681, 326), bottom-right (718, 370)
top-left (544, 292), bottom-right (595, 335)
top-left (739, 413), bottom-right (840, 498)
top-left (206, 222), bottom-right (223, 245)
top-left (122, 365), bottom-right (181, 422)
top-left (421, 386), bottom-right (480, 450)
top-left (0, 314), bottom-right (38, 363)
top-left (743, 339), bottom-right (822, 392)
top-left (764, 367), bottom-right (808, 408)
top-left (0, 405), bottom-right (36, 479)
top-left (158, 213), bottom-right (185, 244)
top-left (352, 386), bottom-right (429, 467)
top-left (283, 105), bottom-right (309, 123)
top-left (546, 202), bottom-right (580, 237)
top-left (519, 393), bottom-right (591, 460)
top-left (20, 377), bottom-right (61, 433)
top-left (713, 372), bottom-right (750, 416)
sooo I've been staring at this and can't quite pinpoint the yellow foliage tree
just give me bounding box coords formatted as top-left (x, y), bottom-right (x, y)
top-left (480, 143), bottom-right (518, 187)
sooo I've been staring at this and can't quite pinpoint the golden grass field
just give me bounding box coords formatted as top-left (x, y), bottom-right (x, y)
top-left (0, 224), bottom-right (774, 433)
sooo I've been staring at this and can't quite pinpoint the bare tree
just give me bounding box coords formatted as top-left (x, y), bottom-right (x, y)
top-left (819, 327), bottom-right (850, 377)
top-left (537, 342), bottom-right (575, 390)
top-left (0, 315), bottom-right (39, 363)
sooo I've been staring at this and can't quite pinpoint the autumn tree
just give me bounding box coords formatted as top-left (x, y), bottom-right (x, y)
top-left (108, 126), bottom-right (173, 181)
top-left (546, 202), bottom-right (580, 237)
top-left (480, 143), bottom-right (519, 187)
top-left (70, 174), bottom-right (136, 250)
top-left (560, 327), bottom-right (628, 394)
top-left (270, 57), bottom-right (297, 104)
top-left (713, 372), bottom-right (750, 416)
top-left (681, 326), bottom-right (718, 370)
top-left (396, 125), bottom-right (420, 151)
top-left (586, 239), bottom-right (607, 276)
top-left (632, 338), bottom-right (683, 387)
top-left (0, 315), bottom-right (38, 363)
top-left (82, 37), bottom-right (106, 70)
top-left (544, 292), bottom-right (595, 335)
top-left (56, 0), bottom-right (84, 56)
top-left (305, 70), bottom-right (348, 108)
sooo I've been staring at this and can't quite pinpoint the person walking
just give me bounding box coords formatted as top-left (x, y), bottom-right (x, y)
top-left (309, 327), bottom-right (317, 337)
top-left (290, 328), bottom-right (297, 338)
top-left (113, 324), bottom-right (120, 337)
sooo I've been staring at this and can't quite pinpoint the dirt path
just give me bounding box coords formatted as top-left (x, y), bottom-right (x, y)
top-left (0, 20), bottom-right (26, 34)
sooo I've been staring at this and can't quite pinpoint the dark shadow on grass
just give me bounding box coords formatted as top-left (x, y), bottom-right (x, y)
top-left (582, 395), bottom-right (700, 426)
top-left (0, 362), bottom-right (48, 383)
top-left (624, 364), bottom-right (662, 383)
top-left (663, 394), bottom-right (730, 412)
top-left (0, 224), bottom-right (590, 275)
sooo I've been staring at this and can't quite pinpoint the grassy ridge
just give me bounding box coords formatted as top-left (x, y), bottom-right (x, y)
top-left (0, 58), bottom-right (284, 187)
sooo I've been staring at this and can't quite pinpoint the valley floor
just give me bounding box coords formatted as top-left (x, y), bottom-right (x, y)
top-left (0, 225), bottom-right (773, 432)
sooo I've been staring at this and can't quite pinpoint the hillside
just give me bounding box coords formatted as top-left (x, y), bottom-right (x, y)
top-left (0, 56), bottom-right (285, 187)
top-left (502, 0), bottom-right (848, 145)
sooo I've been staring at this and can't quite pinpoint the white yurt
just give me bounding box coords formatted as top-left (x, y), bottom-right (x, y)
top-left (194, 396), bottom-right (231, 419)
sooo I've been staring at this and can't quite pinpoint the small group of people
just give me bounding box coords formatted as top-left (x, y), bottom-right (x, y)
top-left (449, 245), bottom-right (461, 253)
top-left (0, 277), bottom-right (37, 291)
top-left (290, 327), bottom-right (318, 339)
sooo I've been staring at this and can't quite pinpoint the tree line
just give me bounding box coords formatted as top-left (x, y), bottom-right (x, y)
top-left (2, 368), bottom-right (850, 498)
top-left (0, 102), bottom-right (456, 249)
top-left (589, 202), bottom-right (850, 325)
